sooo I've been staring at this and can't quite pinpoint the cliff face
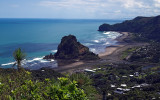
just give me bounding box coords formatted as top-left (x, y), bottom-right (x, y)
top-left (99, 15), bottom-right (160, 41)
top-left (52, 35), bottom-right (99, 60)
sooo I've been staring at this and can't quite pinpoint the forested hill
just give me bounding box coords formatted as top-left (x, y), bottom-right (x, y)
top-left (99, 15), bottom-right (160, 41)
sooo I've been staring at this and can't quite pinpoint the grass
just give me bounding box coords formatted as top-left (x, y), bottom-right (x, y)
top-left (150, 66), bottom-right (160, 71)
top-left (121, 47), bottom-right (137, 59)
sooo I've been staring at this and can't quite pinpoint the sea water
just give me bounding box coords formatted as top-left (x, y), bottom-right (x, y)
top-left (0, 18), bottom-right (123, 69)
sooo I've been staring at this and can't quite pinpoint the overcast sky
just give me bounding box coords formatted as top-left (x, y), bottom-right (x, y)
top-left (0, 0), bottom-right (160, 19)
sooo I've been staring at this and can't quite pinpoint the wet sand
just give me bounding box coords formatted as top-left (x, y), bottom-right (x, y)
top-left (53, 32), bottom-right (147, 73)
top-left (99, 32), bottom-right (129, 57)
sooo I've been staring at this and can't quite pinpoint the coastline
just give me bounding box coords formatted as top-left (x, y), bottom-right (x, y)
top-left (53, 32), bottom-right (132, 72)
top-left (0, 31), bottom-right (126, 70)
top-left (1, 31), bottom-right (146, 72)
top-left (99, 32), bottom-right (128, 58)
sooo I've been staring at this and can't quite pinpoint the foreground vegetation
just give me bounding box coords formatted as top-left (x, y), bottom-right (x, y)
top-left (0, 68), bottom-right (99, 100)
top-left (0, 48), bottom-right (98, 100)
top-left (0, 69), bottom-right (90, 100)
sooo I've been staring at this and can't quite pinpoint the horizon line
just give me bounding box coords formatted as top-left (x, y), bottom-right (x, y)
top-left (0, 17), bottom-right (132, 20)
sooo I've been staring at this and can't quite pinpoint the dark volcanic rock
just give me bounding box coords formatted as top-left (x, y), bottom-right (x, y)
top-left (54, 35), bottom-right (99, 60)
top-left (98, 15), bottom-right (160, 41)
top-left (43, 53), bottom-right (54, 59)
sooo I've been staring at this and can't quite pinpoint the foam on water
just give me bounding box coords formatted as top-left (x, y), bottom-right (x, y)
top-left (103, 31), bottom-right (122, 39)
top-left (90, 48), bottom-right (97, 53)
top-left (51, 50), bottom-right (57, 53)
top-left (103, 42), bottom-right (110, 45)
top-left (103, 31), bottom-right (111, 35)
top-left (23, 57), bottom-right (57, 70)
top-left (0, 31), bottom-right (121, 69)
top-left (1, 57), bottom-right (58, 70)
top-left (83, 43), bottom-right (94, 46)
top-left (87, 31), bottom-right (121, 54)
top-left (1, 62), bottom-right (15, 66)
top-left (93, 40), bottom-right (100, 43)
top-left (0, 19), bottom-right (123, 69)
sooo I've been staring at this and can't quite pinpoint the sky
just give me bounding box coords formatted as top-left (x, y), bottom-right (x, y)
top-left (0, 0), bottom-right (160, 19)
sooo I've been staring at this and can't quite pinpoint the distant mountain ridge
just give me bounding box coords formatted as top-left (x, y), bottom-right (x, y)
top-left (99, 15), bottom-right (160, 41)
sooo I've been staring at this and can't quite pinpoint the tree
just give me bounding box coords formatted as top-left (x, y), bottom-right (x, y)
top-left (13, 48), bottom-right (26, 71)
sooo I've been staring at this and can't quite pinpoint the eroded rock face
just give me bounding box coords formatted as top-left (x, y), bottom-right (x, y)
top-left (43, 53), bottom-right (54, 59)
top-left (44, 35), bottom-right (99, 60)
top-left (54, 35), bottom-right (82, 59)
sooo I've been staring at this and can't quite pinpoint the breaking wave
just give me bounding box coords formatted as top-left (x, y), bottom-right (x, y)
top-left (1, 57), bottom-right (58, 70)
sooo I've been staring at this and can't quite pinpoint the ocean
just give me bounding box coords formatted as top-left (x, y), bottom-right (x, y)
top-left (0, 18), bottom-right (123, 69)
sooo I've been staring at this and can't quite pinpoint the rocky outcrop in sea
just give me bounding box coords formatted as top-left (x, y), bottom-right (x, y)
top-left (44, 35), bottom-right (99, 60)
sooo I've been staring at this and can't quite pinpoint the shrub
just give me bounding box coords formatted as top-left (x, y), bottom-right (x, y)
top-left (0, 71), bottom-right (88, 100)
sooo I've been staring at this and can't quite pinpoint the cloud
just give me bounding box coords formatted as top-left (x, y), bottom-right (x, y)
top-left (121, 0), bottom-right (145, 8)
top-left (37, 0), bottom-right (160, 19)
top-left (38, 0), bottom-right (105, 15)
top-left (115, 10), bottom-right (121, 13)
top-left (39, 0), bottom-right (151, 10)
top-left (108, 0), bottom-right (150, 9)
top-left (154, 0), bottom-right (160, 7)
top-left (39, 0), bottom-right (102, 8)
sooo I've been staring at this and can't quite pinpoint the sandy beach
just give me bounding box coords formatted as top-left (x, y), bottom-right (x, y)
top-left (53, 32), bottom-right (147, 73)
top-left (99, 32), bottom-right (128, 58)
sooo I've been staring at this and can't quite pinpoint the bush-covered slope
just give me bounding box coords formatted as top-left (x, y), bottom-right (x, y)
top-left (127, 43), bottom-right (160, 63)
top-left (99, 15), bottom-right (160, 41)
top-left (0, 69), bottom-right (92, 100)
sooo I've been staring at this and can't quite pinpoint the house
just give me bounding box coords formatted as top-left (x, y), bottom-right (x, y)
top-left (114, 88), bottom-right (124, 94)
top-left (131, 85), bottom-right (141, 88)
top-left (140, 83), bottom-right (150, 87)
top-left (122, 76), bottom-right (127, 78)
top-left (114, 88), bottom-right (130, 94)
top-left (121, 84), bottom-right (127, 87)
top-left (134, 72), bottom-right (139, 77)
top-left (129, 75), bottom-right (134, 77)
top-left (111, 84), bottom-right (116, 88)
top-left (84, 69), bottom-right (95, 73)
